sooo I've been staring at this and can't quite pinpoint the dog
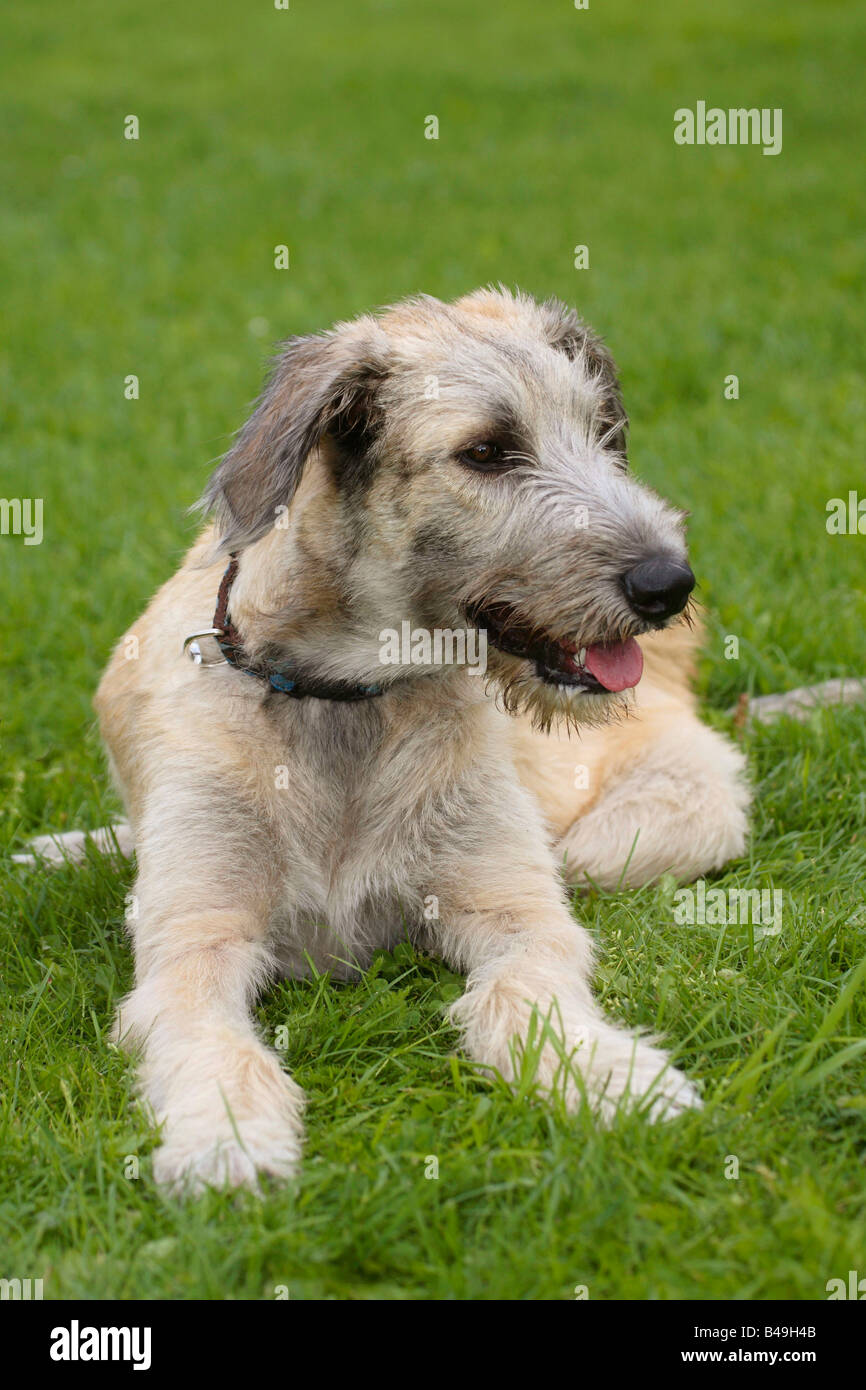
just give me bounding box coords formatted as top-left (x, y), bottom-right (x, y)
top-left (62, 288), bottom-right (748, 1194)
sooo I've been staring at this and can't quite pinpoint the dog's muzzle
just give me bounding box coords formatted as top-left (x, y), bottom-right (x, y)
top-left (466, 600), bottom-right (645, 695)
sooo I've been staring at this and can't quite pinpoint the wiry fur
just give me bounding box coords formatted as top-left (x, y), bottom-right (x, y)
top-left (48, 288), bottom-right (748, 1194)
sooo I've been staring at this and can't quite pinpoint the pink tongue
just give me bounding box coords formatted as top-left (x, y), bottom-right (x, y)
top-left (584, 638), bottom-right (644, 692)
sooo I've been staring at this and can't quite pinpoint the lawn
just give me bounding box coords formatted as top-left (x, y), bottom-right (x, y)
top-left (1, 0), bottom-right (864, 1300)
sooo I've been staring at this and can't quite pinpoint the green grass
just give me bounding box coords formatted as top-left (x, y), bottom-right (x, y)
top-left (1, 0), bottom-right (865, 1300)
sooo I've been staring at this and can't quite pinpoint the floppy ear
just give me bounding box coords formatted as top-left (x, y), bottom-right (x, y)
top-left (540, 297), bottom-right (628, 460)
top-left (201, 319), bottom-right (389, 550)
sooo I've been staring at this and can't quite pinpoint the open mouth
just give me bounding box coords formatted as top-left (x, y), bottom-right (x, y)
top-left (466, 601), bottom-right (644, 694)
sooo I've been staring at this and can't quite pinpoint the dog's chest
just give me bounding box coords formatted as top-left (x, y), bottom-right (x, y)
top-left (264, 695), bottom-right (467, 967)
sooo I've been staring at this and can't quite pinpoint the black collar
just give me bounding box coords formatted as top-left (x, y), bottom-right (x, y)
top-left (196, 554), bottom-right (385, 702)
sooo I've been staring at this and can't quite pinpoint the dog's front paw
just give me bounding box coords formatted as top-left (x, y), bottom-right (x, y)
top-left (586, 1028), bottom-right (702, 1123)
top-left (152, 1118), bottom-right (303, 1197)
top-left (452, 979), bottom-right (701, 1125)
top-left (628, 1052), bottom-right (702, 1122)
top-left (148, 1051), bottom-right (306, 1197)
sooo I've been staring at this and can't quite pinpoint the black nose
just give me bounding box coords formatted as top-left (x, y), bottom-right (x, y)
top-left (622, 556), bottom-right (695, 622)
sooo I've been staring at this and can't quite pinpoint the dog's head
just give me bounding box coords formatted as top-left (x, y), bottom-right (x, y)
top-left (203, 288), bottom-right (693, 726)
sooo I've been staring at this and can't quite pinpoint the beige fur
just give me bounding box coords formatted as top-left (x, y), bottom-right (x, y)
top-left (35, 290), bottom-right (750, 1193)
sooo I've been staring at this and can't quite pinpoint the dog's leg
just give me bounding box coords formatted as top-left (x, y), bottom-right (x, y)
top-left (559, 713), bottom-right (750, 890)
top-left (434, 786), bottom-right (702, 1122)
top-left (115, 801), bottom-right (303, 1196)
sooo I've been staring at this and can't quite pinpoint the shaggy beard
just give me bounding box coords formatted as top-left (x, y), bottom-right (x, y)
top-left (485, 657), bottom-right (635, 735)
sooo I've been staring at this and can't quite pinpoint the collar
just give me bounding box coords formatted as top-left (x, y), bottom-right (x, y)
top-left (183, 554), bottom-right (385, 702)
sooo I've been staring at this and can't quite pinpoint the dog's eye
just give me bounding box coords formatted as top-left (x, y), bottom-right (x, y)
top-left (458, 442), bottom-right (508, 472)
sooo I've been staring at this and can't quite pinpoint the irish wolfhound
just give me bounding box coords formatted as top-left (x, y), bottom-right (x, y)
top-left (53, 289), bottom-right (751, 1192)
